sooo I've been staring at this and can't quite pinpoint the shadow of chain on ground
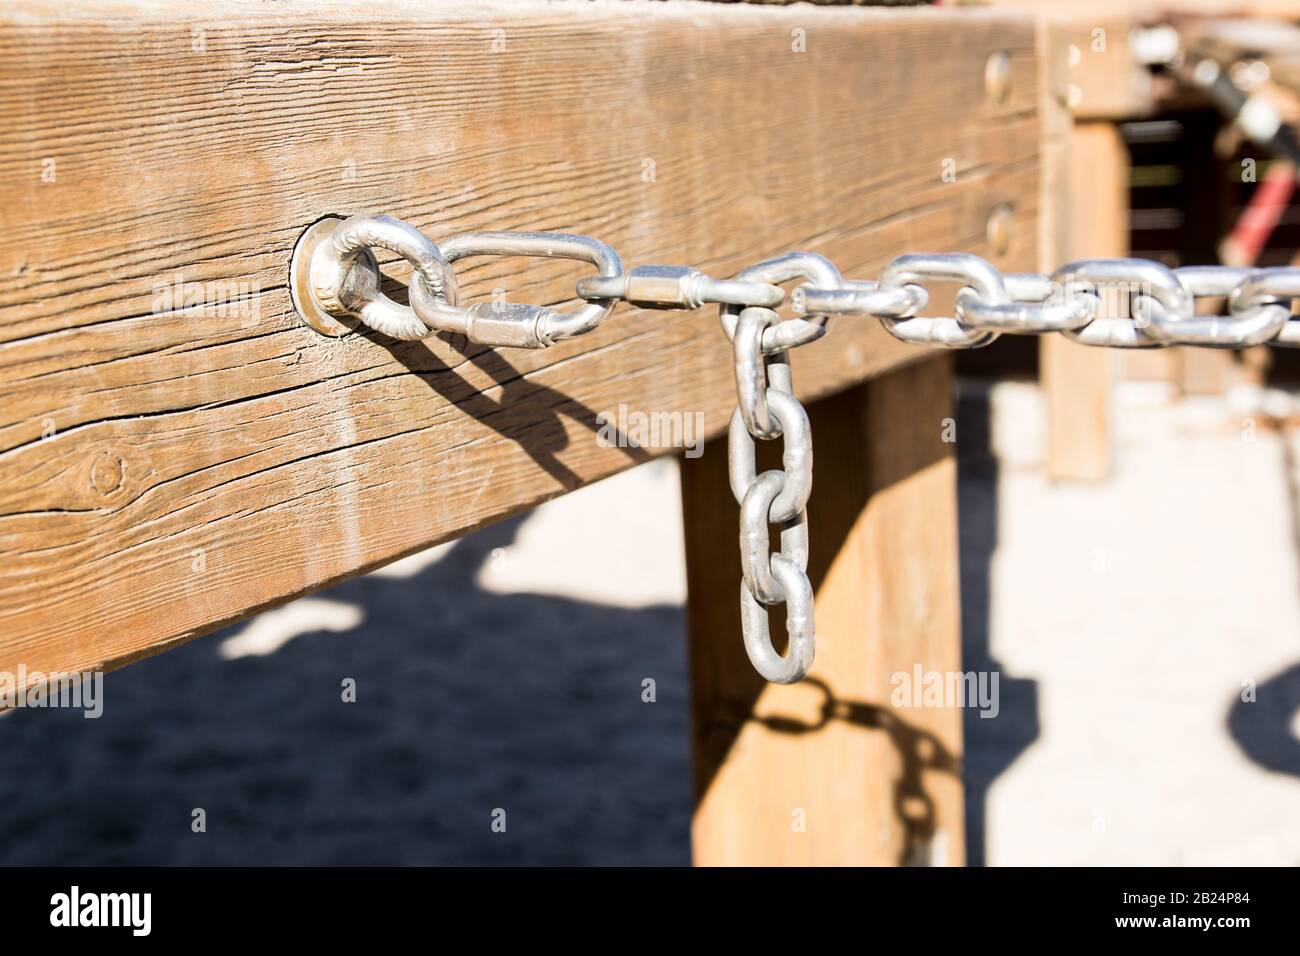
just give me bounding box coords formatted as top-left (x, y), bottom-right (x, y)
top-left (1225, 424), bottom-right (1300, 781)
top-left (955, 384), bottom-right (1040, 867)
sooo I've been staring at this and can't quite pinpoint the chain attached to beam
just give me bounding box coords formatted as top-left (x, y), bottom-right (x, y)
top-left (290, 213), bottom-right (1300, 684)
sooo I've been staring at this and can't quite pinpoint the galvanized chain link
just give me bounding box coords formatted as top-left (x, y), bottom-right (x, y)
top-left (296, 216), bottom-right (1300, 353)
top-left (728, 307), bottom-right (816, 684)
top-left (298, 215), bottom-right (623, 346)
top-left (790, 254), bottom-right (1300, 351)
top-left (294, 214), bottom-right (1300, 685)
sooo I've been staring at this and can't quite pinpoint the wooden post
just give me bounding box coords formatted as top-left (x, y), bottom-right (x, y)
top-left (1041, 121), bottom-right (1122, 482)
top-left (1177, 110), bottom-right (1238, 395)
top-left (1034, 14), bottom-right (1154, 483)
top-left (682, 358), bottom-right (964, 866)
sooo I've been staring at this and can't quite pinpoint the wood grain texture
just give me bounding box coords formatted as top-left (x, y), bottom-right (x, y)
top-left (684, 359), bottom-right (964, 866)
top-left (0, 0), bottom-right (1039, 678)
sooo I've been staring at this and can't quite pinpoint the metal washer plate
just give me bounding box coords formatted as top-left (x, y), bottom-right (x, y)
top-left (290, 216), bottom-right (359, 337)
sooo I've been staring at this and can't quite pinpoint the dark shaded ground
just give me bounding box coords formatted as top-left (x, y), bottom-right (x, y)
top-left (0, 517), bottom-right (691, 866)
top-left (0, 387), bottom-right (1059, 866)
top-left (953, 383), bottom-right (1039, 867)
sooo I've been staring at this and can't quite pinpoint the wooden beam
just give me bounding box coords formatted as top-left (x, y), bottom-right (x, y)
top-left (1052, 14), bottom-right (1153, 122)
top-left (1035, 17), bottom-right (1121, 483)
top-left (0, 1), bottom-right (1038, 679)
top-left (684, 358), bottom-right (964, 866)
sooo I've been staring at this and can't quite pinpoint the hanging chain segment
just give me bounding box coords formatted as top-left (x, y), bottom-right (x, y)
top-left (727, 309), bottom-right (817, 683)
top-left (292, 215), bottom-right (1300, 685)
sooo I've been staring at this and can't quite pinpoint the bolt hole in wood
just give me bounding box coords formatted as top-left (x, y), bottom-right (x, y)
top-left (987, 203), bottom-right (1015, 258)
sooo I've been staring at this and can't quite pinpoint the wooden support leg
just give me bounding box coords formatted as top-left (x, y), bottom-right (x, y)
top-left (1041, 121), bottom-right (1121, 483)
top-left (1041, 336), bottom-right (1115, 482)
top-left (682, 358), bottom-right (964, 866)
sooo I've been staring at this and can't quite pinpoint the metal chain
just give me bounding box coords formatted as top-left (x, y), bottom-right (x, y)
top-left (293, 214), bottom-right (1300, 685)
top-left (728, 305), bottom-right (815, 684)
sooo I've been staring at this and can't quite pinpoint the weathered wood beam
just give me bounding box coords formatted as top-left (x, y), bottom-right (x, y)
top-left (0, 1), bottom-right (1038, 677)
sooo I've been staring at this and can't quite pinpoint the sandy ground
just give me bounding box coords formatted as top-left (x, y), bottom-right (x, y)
top-left (960, 380), bottom-right (1300, 866)
top-left (1, 381), bottom-right (1296, 865)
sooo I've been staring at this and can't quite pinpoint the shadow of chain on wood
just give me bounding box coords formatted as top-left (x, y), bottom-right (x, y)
top-left (737, 676), bottom-right (960, 867)
top-left (365, 270), bottom-right (653, 488)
